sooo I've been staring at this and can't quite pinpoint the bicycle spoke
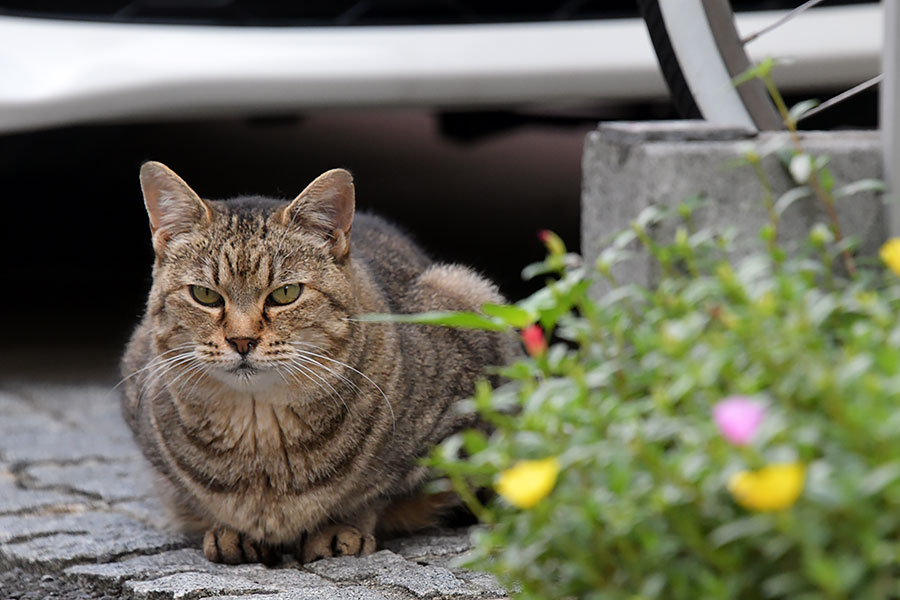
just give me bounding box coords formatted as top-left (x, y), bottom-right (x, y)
top-left (798, 74), bottom-right (884, 122)
top-left (741, 0), bottom-right (828, 45)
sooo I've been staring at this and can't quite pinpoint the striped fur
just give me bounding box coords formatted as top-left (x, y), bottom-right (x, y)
top-left (121, 162), bottom-right (516, 564)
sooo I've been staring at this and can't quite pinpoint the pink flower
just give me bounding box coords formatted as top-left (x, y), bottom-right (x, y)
top-left (713, 396), bottom-right (764, 446)
top-left (522, 324), bottom-right (547, 357)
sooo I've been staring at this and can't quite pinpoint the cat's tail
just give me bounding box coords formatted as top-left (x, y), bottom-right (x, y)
top-left (376, 490), bottom-right (471, 535)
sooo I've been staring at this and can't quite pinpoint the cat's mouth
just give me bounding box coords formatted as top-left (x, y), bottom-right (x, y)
top-left (229, 360), bottom-right (258, 377)
top-left (213, 358), bottom-right (282, 391)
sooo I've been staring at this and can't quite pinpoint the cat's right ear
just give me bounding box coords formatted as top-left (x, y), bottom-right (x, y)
top-left (140, 161), bottom-right (214, 253)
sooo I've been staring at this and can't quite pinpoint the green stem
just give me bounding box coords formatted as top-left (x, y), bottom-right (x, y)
top-left (763, 74), bottom-right (857, 277)
top-left (448, 473), bottom-right (493, 524)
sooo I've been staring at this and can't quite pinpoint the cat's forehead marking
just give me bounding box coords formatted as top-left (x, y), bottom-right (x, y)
top-left (200, 205), bottom-right (323, 298)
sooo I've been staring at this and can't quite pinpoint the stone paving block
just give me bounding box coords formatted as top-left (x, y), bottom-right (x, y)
top-left (306, 550), bottom-right (482, 598)
top-left (0, 384), bottom-right (141, 464)
top-left (383, 531), bottom-right (472, 562)
top-left (450, 570), bottom-right (507, 598)
top-left (0, 428), bottom-right (141, 464)
top-left (0, 511), bottom-right (186, 567)
top-left (0, 480), bottom-right (87, 515)
top-left (8, 385), bottom-right (120, 426)
top-left (65, 549), bottom-right (215, 583)
top-left (67, 548), bottom-right (333, 593)
top-left (0, 397), bottom-right (66, 438)
top-left (111, 498), bottom-right (173, 531)
top-left (24, 458), bottom-right (156, 502)
top-left (205, 587), bottom-right (390, 600)
top-left (126, 571), bottom-right (282, 599)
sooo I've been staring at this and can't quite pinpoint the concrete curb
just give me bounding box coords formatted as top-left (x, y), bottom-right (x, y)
top-left (582, 121), bottom-right (884, 293)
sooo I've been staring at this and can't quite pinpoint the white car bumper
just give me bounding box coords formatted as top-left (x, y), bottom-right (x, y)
top-left (0, 4), bottom-right (881, 133)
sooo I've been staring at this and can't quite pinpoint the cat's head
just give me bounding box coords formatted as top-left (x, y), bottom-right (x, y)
top-left (139, 161), bottom-right (358, 393)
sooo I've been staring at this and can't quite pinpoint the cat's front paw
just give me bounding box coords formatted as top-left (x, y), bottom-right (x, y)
top-left (296, 524), bottom-right (376, 563)
top-left (203, 527), bottom-right (279, 566)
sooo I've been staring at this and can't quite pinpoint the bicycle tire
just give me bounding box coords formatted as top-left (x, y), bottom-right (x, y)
top-left (638, 0), bottom-right (783, 131)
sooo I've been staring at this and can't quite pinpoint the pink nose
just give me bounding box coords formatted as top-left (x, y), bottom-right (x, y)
top-left (226, 337), bottom-right (258, 356)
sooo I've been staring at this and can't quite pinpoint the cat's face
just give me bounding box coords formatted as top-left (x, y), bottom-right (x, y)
top-left (140, 162), bottom-right (356, 393)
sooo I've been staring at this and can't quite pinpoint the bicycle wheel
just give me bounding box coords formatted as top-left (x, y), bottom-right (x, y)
top-left (637, 0), bottom-right (783, 131)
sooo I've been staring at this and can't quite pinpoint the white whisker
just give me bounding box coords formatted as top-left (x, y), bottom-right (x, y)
top-left (286, 342), bottom-right (395, 435)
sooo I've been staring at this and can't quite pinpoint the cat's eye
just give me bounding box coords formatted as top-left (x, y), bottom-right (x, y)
top-left (190, 285), bottom-right (224, 307)
top-left (267, 283), bottom-right (302, 306)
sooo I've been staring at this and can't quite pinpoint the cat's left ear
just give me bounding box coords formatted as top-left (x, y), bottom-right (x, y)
top-left (277, 168), bottom-right (355, 260)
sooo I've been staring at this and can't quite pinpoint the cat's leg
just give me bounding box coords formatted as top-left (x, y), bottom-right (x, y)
top-left (295, 511), bottom-right (377, 563)
top-left (203, 527), bottom-right (280, 566)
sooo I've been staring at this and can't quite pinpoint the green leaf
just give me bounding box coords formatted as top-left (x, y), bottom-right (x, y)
top-left (774, 186), bottom-right (812, 216)
top-left (482, 303), bottom-right (535, 328)
top-left (788, 99), bottom-right (820, 124)
top-left (732, 57), bottom-right (775, 86)
top-left (357, 311), bottom-right (507, 331)
top-left (710, 516), bottom-right (772, 547)
top-left (835, 178), bottom-right (887, 197)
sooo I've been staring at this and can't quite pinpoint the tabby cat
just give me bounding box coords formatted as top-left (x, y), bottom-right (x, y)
top-left (121, 162), bottom-right (516, 565)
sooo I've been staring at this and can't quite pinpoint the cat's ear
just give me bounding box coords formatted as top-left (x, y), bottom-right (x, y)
top-left (140, 161), bottom-right (214, 253)
top-left (277, 168), bottom-right (355, 260)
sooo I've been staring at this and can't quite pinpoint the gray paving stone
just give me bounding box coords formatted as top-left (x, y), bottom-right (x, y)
top-left (126, 571), bottom-right (281, 599)
top-left (0, 428), bottom-right (141, 464)
top-left (0, 395), bottom-right (66, 438)
top-left (0, 511), bottom-right (186, 567)
top-left (205, 587), bottom-right (390, 600)
top-left (383, 532), bottom-right (472, 561)
top-left (306, 551), bottom-right (481, 598)
top-left (0, 480), bottom-right (87, 515)
top-left (6, 385), bottom-right (120, 427)
top-left (65, 549), bottom-right (215, 583)
top-left (111, 498), bottom-right (173, 530)
top-left (0, 385), bottom-right (141, 463)
top-left (450, 570), bottom-right (507, 598)
top-left (24, 458), bottom-right (156, 502)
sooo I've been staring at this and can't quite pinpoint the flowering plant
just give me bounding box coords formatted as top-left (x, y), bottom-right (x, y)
top-left (374, 163), bottom-right (900, 598)
top-left (415, 207), bottom-right (900, 598)
top-left (368, 75), bottom-right (898, 596)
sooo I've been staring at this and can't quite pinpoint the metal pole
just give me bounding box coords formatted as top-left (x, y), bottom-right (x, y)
top-left (882, 0), bottom-right (900, 236)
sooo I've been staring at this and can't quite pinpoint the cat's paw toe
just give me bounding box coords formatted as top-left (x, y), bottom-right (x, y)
top-left (297, 524), bottom-right (376, 563)
top-left (203, 528), bottom-right (279, 566)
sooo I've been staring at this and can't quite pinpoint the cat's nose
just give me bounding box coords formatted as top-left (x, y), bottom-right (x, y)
top-left (226, 337), bottom-right (258, 356)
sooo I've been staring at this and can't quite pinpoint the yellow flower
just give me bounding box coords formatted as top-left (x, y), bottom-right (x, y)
top-left (495, 457), bottom-right (560, 509)
top-left (727, 463), bottom-right (805, 512)
top-left (880, 238), bottom-right (900, 276)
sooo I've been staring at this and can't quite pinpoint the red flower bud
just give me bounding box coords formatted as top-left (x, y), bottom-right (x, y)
top-left (522, 324), bottom-right (547, 357)
top-left (537, 230), bottom-right (566, 255)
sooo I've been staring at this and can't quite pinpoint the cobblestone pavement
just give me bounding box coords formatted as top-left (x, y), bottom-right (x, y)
top-left (0, 383), bottom-right (508, 600)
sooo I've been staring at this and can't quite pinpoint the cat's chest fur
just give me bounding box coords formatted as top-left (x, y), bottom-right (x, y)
top-left (164, 387), bottom-right (358, 541)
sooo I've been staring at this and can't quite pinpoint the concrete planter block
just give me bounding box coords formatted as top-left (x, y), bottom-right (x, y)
top-left (581, 121), bottom-right (883, 293)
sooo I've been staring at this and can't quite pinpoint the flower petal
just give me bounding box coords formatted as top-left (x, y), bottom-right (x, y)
top-left (880, 238), bottom-right (900, 277)
top-left (495, 457), bottom-right (560, 509)
top-left (713, 397), bottom-right (765, 446)
top-left (728, 463), bottom-right (805, 512)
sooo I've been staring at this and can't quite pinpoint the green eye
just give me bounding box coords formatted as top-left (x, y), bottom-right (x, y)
top-left (267, 283), bottom-right (302, 306)
top-left (190, 285), bottom-right (223, 307)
